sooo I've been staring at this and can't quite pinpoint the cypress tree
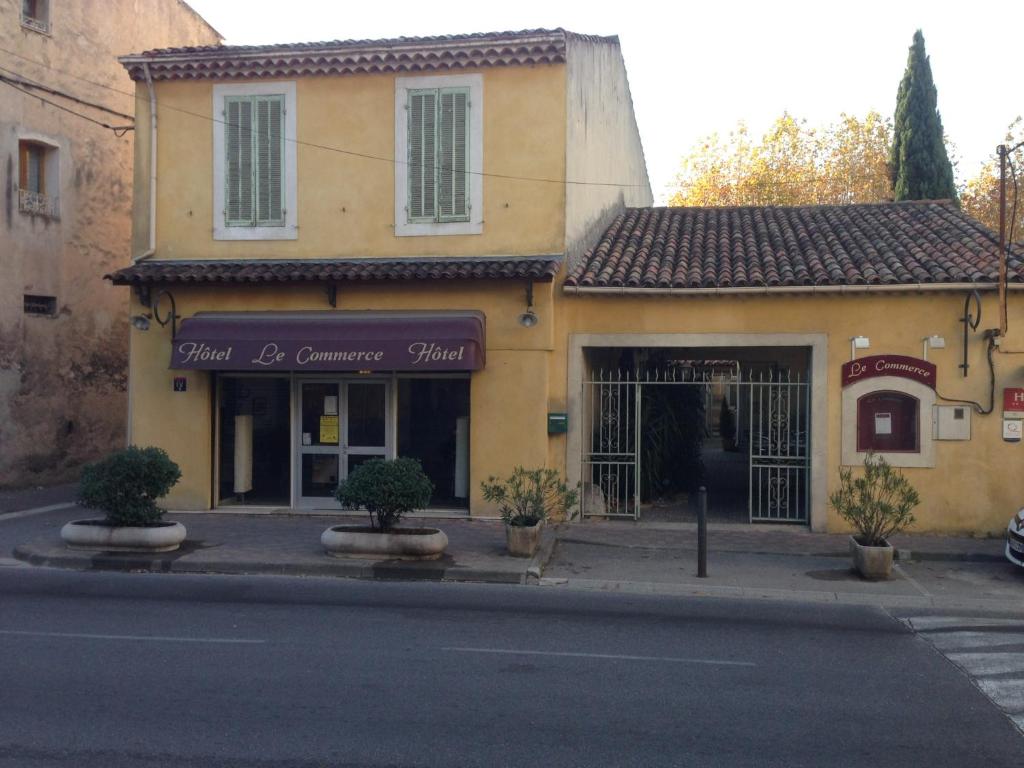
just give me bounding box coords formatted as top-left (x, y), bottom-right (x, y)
top-left (890, 30), bottom-right (957, 202)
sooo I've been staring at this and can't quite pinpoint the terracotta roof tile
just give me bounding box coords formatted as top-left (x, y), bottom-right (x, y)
top-left (565, 201), bottom-right (1024, 291)
top-left (107, 256), bottom-right (562, 286)
top-left (119, 29), bottom-right (615, 82)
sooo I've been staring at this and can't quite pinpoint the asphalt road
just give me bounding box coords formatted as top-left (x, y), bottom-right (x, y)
top-left (0, 568), bottom-right (1021, 767)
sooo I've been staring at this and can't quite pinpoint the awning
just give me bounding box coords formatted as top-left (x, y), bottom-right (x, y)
top-left (169, 312), bottom-right (485, 372)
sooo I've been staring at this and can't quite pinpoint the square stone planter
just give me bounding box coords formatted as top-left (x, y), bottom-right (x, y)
top-left (849, 535), bottom-right (894, 580)
top-left (506, 521), bottom-right (543, 557)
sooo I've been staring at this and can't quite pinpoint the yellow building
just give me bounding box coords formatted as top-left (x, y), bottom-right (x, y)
top-left (111, 29), bottom-right (1024, 536)
top-left (111, 29), bottom-right (651, 514)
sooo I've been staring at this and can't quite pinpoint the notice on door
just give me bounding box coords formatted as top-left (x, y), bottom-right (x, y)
top-left (319, 415), bottom-right (339, 445)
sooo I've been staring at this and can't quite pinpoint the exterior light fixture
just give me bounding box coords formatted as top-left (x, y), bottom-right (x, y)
top-left (850, 336), bottom-right (870, 360)
top-left (518, 281), bottom-right (538, 328)
top-left (922, 335), bottom-right (946, 360)
top-left (131, 289), bottom-right (180, 339)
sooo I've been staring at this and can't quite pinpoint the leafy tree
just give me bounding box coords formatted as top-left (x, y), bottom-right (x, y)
top-left (669, 112), bottom-right (893, 207)
top-left (961, 117), bottom-right (1024, 242)
top-left (890, 30), bottom-right (957, 202)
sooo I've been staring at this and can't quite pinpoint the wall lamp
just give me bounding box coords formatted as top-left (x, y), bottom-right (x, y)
top-left (922, 335), bottom-right (946, 361)
top-left (849, 336), bottom-right (870, 360)
top-left (130, 289), bottom-right (180, 340)
top-left (518, 281), bottom-right (538, 328)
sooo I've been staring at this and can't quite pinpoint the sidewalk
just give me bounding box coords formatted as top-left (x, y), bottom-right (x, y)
top-left (9, 503), bottom-right (1024, 613)
top-left (12, 508), bottom-right (538, 584)
top-left (543, 520), bottom-right (1024, 614)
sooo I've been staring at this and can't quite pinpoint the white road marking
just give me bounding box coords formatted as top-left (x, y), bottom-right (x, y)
top-left (947, 652), bottom-right (1024, 676)
top-left (977, 679), bottom-right (1024, 712)
top-left (906, 616), bottom-right (1024, 632)
top-left (927, 631), bottom-right (1024, 651)
top-left (0, 630), bottom-right (264, 645)
top-left (442, 647), bottom-right (755, 667)
top-left (0, 557), bottom-right (28, 568)
top-left (0, 502), bottom-right (76, 521)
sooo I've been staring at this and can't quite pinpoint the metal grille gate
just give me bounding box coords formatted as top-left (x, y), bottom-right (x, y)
top-left (581, 368), bottom-right (810, 523)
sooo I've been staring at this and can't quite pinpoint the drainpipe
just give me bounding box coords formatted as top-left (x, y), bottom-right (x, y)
top-left (135, 62), bottom-right (157, 262)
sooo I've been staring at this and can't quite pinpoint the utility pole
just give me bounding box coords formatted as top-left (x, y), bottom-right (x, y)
top-left (998, 141), bottom-right (1024, 336)
top-left (999, 144), bottom-right (1008, 336)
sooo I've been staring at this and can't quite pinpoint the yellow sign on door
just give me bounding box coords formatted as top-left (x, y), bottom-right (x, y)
top-left (319, 415), bottom-right (339, 445)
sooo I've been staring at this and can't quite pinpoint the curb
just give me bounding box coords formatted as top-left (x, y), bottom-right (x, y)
top-left (554, 537), bottom-right (1006, 564)
top-left (525, 527), bottom-right (559, 584)
top-left (536, 576), bottom-right (1024, 615)
top-left (12, 543), bottom-right (525, 585)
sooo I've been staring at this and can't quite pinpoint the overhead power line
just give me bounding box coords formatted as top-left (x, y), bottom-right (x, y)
top-left (0, 75), bottom-right (133, 135)
top-left (0, 65), bottom-right (134, 120)
top-left (0, 44), bottom-right (645, 189)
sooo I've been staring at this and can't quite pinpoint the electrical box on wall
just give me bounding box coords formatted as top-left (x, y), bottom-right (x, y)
top-left (932, 405), bottom-right (971, 440)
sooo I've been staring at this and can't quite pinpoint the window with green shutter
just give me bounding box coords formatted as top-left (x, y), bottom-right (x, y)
top-left (224, 94), bottom-right (285, 227)
top-left (407, 87), bottom-right (470, 224)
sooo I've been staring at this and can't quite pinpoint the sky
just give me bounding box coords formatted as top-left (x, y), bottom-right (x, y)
top-left (185, 0), bottom-right (1020, 204)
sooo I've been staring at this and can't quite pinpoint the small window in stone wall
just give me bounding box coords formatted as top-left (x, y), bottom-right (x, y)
top-left (23, 294), bottom-right (57, 316)
top-left (857, 390), bottom-right (919, 453)
top-left (21, 0), bottom-right (50, 33)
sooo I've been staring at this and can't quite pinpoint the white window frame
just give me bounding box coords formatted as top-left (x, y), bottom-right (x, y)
top-left (395, 74), bottom-right (483, 237)
top-left (213, 81), bottom-right (297, 241)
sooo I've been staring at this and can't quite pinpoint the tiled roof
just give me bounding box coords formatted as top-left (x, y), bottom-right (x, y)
top-left (119, 29), bottom-right (611, 82)
top-left (565, 201), bottom-right (1024, 291)
top-left (106, 256), bottom-right (563, 286)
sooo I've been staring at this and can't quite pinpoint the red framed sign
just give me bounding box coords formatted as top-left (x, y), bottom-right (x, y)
top-left (1004, 388), bottom-right (1024, 413)
top-left (841, 355), bottom-right (936, 390)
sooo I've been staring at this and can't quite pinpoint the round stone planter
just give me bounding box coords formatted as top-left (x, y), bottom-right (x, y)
top-left (60, 519), bottom-right (187, 553)
top-left (321, 525), bottom-right (448, 560)
top-left (849, 535), bottom-right (893, 580)
top-left (506, 521), bottom-right (543, 558)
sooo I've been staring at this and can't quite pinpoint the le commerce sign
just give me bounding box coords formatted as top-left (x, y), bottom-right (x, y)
top-left (841, 355), bottom-right (936, 389)
top-left (169, 312), bottom-right (485, 372)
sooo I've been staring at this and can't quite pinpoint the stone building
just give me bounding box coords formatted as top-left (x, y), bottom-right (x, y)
top-left (0, 0), bottom-right (220, 486)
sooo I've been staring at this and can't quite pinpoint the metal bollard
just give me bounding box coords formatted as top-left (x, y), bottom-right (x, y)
top-left (697, 486), bottom-right (708, 578)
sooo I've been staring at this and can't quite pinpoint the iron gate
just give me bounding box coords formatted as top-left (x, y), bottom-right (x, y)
top-left (581, 368), bottom-right (810, 523)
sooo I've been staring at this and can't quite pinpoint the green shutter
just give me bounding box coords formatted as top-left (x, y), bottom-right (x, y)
top-left (224, 93), bottom-right (285, 228)
top-left (408, 89), bottom-right (436, 222)
top-left (255, 95), bottom-right (284, 226)
top-left (224, 97), bottom-right (253, 226)
top-left (437, 87), bottom-right (469, 222)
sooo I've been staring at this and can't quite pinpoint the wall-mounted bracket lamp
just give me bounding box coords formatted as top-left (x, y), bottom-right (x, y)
top-left (922, 335), bottom-right (946, 361)
top-left (518, 281), bottom-right (538, 328)
top-left (850, 336), bottom-right (870, 360)
top-left (130, 289), bottom-right (180, 341)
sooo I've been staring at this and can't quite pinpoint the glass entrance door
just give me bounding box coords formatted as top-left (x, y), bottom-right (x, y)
top-left (297, 379), bottom-right (390, 507)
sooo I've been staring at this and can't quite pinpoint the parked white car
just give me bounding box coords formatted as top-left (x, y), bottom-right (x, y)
top-left (1006, 509), bottom-right (1024, 567)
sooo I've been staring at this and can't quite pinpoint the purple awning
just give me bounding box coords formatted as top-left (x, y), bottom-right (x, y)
top-left (169, 312), bottom-right (485, 372)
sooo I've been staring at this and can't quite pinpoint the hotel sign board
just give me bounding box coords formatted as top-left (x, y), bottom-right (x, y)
top-left (841, 355), bottom-right (936, 389)
top-left (169, 312), bottom-right (485, 372)
top-left (1004, 388), bottom-right (1024, 413)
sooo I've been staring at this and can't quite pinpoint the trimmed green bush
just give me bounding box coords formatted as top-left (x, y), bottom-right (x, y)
top-left (829, 453), bottom-right (919, 547)
top-left (78, 446), bottom-right (182, 527)
top-left (335, 457), bottom-right (433, 532)
top-left (481, 467), bottom-right (579, 527)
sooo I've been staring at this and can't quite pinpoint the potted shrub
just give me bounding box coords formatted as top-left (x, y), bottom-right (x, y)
top-left (481, 467), bottom-right (578, 557)
top-left (829, 453), bottom-right (919, 580)
top-left (62, 446), bottom-right (185, 552)
top-left (322, 457), bottom-right (445, 560)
